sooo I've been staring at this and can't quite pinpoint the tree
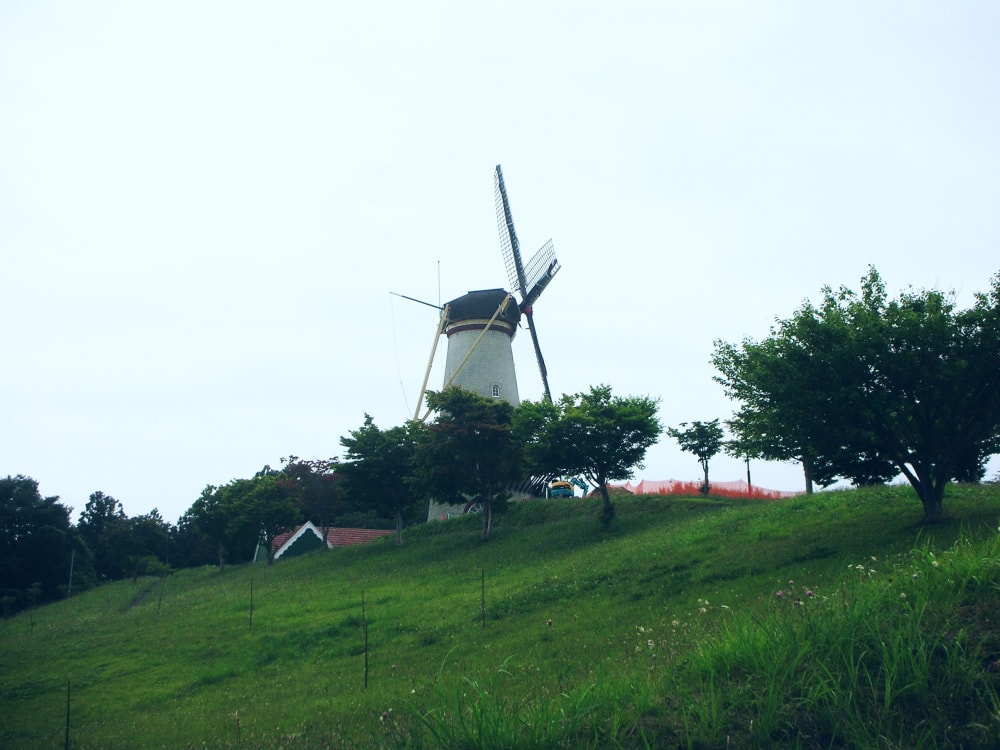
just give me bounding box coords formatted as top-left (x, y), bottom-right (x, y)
top-left (516, 384), bottom-right (662, 525)
top-left (279, 456), bottom-right (345, 543)
top-left (184, 485), bottom-right (230, 570)
top-left (412, 387), bottom-right (523, 540)
top-left (713, 268), bottom-right (1000, 523)
top-left (172, 501), bottom-right (220, 570)
top-left (77, 491), bottom-right (128, 581)
top-left (220, 470), bottom-right (301, 565)
top-left (0, 475), bottom-right (75, 612)
top-left (125, 509), bottom-right (172, 579)
top-left (339, 416), bottom-right (421, 545)
top-left (668, 420), bottom-right (724, 495)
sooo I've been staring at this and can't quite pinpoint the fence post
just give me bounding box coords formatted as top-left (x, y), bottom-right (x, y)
top-left (65, 679), bottom-right (71, 750)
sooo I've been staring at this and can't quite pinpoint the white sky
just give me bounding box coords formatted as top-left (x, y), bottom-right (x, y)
top-left (3, 1), bottom-right (999, 524)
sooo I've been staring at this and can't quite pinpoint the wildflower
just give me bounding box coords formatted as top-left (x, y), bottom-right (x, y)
top-left (776, 590), bottom-right (785, 598)
top-left (805, 590), bottom-right (814, 598)
top-left (391, 664), bottom-right (397, 671)
top-left (932, 560), bottom-right (940, 568)
top-left (912, 573), bottom-right (919, 579)
top-left (671, 620), bottom-right (680, 628)
top-left (380, 711), bottom-right (389, 722)
top-left (546, 619), bottom-right (553, 627)
top-left (788, 580), bottom-right (794, 587)
top-left (647, 639), bottom-right (655, 648)
top-left (900, 593), bottom-right (907, 599)
top-left (698, 607), bottom-right (707, 614)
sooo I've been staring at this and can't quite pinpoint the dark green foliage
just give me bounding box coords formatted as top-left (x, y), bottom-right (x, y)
top-left (714, 268), bottom-right (1000, 521)
top-left (0, 475), bottom-right (75, 612)
top-left (414, 387), bottom-right (524, 539)
top-left (516, 384), bottom-right (662, 524)
top-left (279, 456), bottom-right (344, 540)
top-left (339, 415), bottom-right (422, 544)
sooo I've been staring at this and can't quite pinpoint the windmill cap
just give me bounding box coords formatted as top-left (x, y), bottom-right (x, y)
top-left (444, 289), bottom-right (521, 335)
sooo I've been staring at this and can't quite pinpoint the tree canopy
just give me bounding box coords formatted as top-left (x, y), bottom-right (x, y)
top-left (339, 415), bottom-right (422, 544)
top-left (0, 475), bottom-right (75, 613)
top-left (412, 387), bottom-right (523, 540)
top-left (713, 268), bottom-right (1000, 522)
top-left (516, 384), bottom-right (662, 524)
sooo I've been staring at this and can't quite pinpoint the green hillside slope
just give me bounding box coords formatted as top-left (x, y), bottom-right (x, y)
top-left (3, 485), bottom-right (1000, 748)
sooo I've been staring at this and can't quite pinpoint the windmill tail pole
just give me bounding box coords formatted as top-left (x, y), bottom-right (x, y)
top-left (414, 305), bottom-right (449, 421)
top-left (524, 309), bottom-right (552, 401)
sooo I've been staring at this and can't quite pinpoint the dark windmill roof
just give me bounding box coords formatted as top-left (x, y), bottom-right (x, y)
top-left (445, 289), bottom-right (521, 327)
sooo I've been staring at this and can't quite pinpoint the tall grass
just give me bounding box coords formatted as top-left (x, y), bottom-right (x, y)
top-left (2, 485), bottom-right (999, 748)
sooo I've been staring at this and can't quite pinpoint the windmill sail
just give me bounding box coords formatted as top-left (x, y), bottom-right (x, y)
top-left (494, 167), bottom-right (526, 295)
top-left (493, 165), bottom-right (560, 401)
top-left (520, 239), bottom-right (559, 308)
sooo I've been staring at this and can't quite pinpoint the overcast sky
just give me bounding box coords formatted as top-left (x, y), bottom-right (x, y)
top-left (3, 1), bottom-right (999, 524)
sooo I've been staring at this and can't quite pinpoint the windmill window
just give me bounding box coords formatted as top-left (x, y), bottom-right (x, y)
top-left (491, 384), bottom-right (501, 398)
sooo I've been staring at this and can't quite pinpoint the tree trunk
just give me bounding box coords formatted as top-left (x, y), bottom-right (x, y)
top-left (481, 501), bottom-right (493, 540)
top-left (801, 458), bottom-right (815, 495)
top-left (900, 464), bottom-right (946, 524)
top-left (217, 541), bottom-right (225, 573)
top-left (394, 509), bottom-right (403, 546)
top-left (599, 485), bottom-right (615, 525)
top-left (700, 460), bottom-right (710, 496)
top-left (922, 494), bottom-right (945, 524)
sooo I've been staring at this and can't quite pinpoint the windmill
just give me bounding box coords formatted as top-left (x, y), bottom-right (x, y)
top-left (406, 165), bottom-right (560, 421)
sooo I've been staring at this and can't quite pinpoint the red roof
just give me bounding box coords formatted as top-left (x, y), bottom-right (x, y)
top-left (326, 527), bottom-right (393, 548)
top-left (270, 524), bottom-right (394, 554)
top-left (270, 525), bottom-right (393, 555)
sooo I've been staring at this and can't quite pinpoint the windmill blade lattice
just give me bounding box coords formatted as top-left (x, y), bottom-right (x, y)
top-left (493, 165), bottom-right (560, 400)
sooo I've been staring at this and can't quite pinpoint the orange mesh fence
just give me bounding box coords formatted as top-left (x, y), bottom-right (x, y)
top-left (602, 479), bottom-right (799, 500)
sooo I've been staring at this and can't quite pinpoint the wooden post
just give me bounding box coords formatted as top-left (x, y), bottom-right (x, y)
top-left (362, 591), bottom-right (369, 689)
top-left (67, 548), bottom-right (75, 598)
top-left (157, 574), bottom-right (166, 616)
top-left (64, 679), bottom-right (71, 750)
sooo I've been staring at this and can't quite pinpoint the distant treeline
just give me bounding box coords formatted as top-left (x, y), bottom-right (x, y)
top-left (0, 458), bottom-right (399, 616)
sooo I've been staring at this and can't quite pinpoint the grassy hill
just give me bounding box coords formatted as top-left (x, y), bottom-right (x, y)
top-left (3, 484), bottom-right (1000, 748)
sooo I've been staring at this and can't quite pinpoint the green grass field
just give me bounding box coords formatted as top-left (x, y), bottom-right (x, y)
top-left (3, 484), bottom-right (1000, 748)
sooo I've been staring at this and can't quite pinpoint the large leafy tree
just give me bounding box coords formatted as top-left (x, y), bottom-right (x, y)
top-left (76, 491), bottom-right (173, 581)
top-left (0, 475), bottom-right (76, 612)
top-left (279, 456), bottom-right (344, 542)
top-left (339, 416), bottom-right (421, 545)
top-left (516, 384), bottom-right (662, 525)
top-left (182, 485), bottom-right (230, 570)
top-left (713, 268), bottom-right (1000, 522)
top-left (220, 469), bottom-right (301, 565)
top-left (412, 387), bottom-right (523, 540)
top-left (125, 509), bottom-right (173, 579)
top-left (77, 491), bottom-right (129, 581)
top-left (668, 420), bottom-right (725, 495)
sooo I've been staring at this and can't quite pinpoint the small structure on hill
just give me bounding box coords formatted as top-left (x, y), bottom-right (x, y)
top-left (255, 523), bottom-right (394, 563)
